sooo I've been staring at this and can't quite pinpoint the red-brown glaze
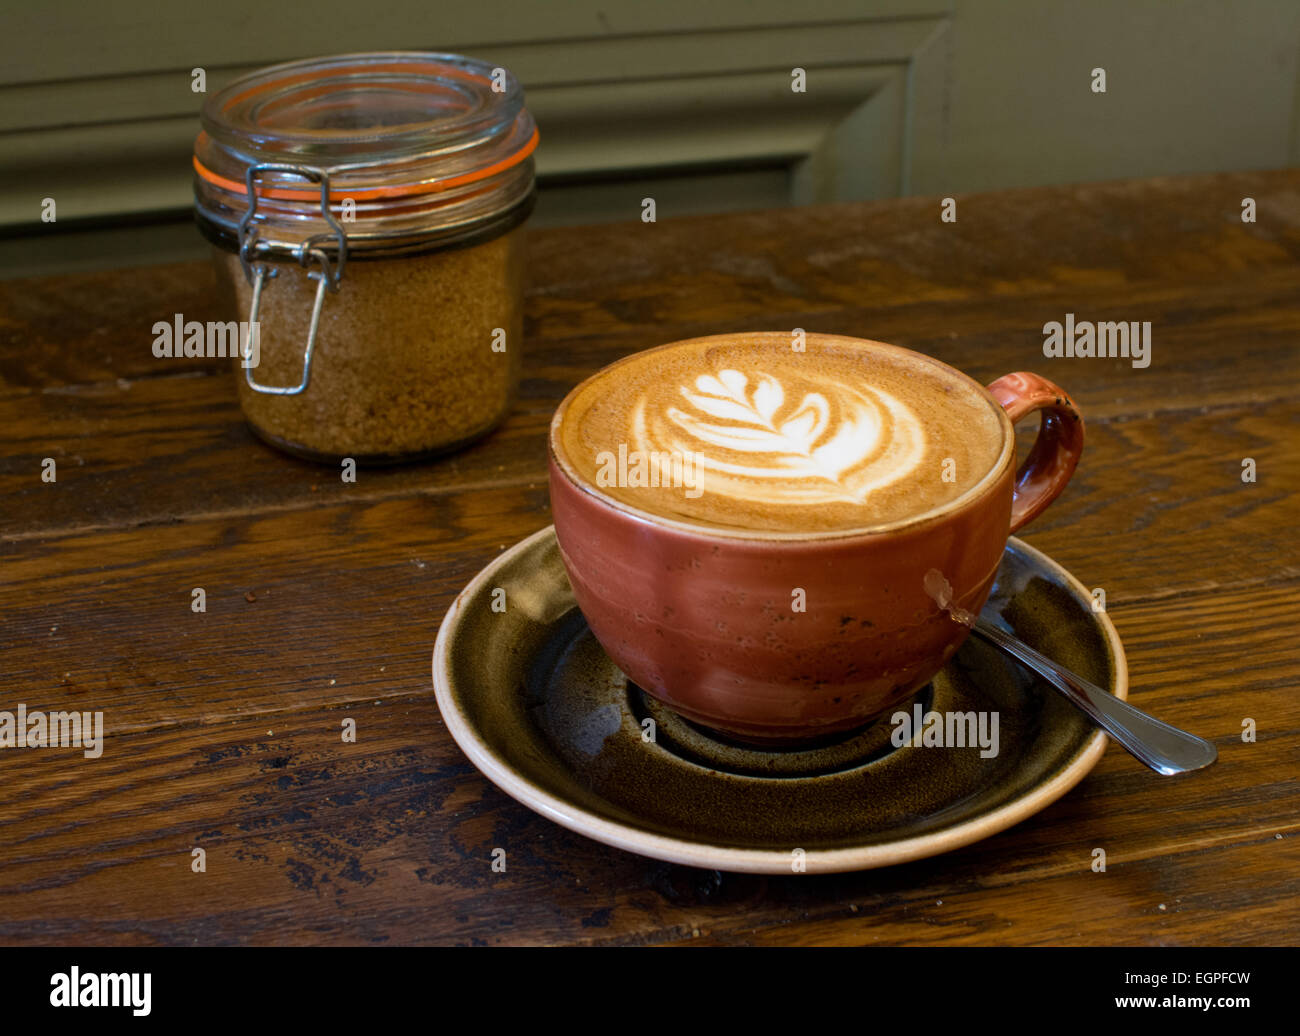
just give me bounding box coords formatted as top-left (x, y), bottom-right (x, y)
top-left (549, 363), bottom-right (1084, 743)
top-left (987, 372), bottom-right (1086, 533)
top-left (549, 454), bottom-right (1013, 741)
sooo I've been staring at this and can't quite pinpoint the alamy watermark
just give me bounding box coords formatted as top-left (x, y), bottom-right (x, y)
top-left (891, 704), bottom-right (1000, 758)
top-left (1043, 313), bottom-right (1151, 368)
top-left (594, 444), bottom-right (703, 498)
top-left (0, 704), bottom-right (103, 758)
top-left (152, 314), bottom-right (260, 368)
top-left (50, 967), bottom-right (150, 1016)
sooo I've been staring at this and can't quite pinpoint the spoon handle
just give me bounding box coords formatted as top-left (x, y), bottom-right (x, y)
top-left (970, 619), bottom-right (1217, 775)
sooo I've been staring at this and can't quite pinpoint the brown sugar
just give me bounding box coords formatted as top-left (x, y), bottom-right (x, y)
top-left (215, 226), bottom-right (525, 462)
top-left (196, 52), bottom-right (537, 462)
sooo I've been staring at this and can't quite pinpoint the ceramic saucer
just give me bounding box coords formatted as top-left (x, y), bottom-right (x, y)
top-left (432, 527), bottom-right (1127, 874)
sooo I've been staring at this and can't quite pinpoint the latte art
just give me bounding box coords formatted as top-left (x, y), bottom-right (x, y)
top-left (554, 333), bottom-right (1008, 534)
top-left (635, 368), bottom-right (926, 506)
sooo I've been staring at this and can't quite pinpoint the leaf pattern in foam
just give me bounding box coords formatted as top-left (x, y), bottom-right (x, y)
top-left (668, 369), bottom-right (865, 486)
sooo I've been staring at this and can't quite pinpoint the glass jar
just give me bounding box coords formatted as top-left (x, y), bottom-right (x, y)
top-left (193, 53), bottom-right (537, 463)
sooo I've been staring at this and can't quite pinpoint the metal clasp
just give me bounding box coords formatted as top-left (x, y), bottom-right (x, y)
top-left (237, 163), bottom-right (349, 396)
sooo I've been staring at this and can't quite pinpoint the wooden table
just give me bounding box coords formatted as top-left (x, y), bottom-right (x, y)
top-left (2, 171), bottom-right (1297, 947)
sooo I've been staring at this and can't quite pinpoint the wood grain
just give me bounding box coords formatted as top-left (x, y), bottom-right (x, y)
top-left (1, 169), bottom-right (1297, 945)
top-left (2, 404), bottom-right (1293, 732)
top-left (6, 172), bottom-right (1300, 395)
top-left (3, 270), bottom-right (1298, 539)
top-left (0, 579), bottom-right (1293, 946)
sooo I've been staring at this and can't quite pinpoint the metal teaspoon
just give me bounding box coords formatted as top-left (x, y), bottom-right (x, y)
top-left (970, 618), bottom-right (1218, 775)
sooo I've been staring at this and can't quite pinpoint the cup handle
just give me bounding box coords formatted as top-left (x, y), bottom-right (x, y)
top-left (986, 372), bottom-right (1085, 534)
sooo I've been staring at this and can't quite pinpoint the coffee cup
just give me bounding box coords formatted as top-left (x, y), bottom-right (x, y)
top-left (548, 332), bottom-right (1084, 742)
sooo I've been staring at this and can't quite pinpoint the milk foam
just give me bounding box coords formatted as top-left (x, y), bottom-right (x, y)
top-left (556, 334), bottom-right (1006, 533)
top-left (636, 367), bottom-right (926, 505)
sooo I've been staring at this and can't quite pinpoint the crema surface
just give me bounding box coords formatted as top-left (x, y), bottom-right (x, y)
top-left (555, 333), bottom-right (1006, 534)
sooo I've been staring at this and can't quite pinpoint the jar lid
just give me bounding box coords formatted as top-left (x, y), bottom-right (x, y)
top-left (194, 52), bottom-right (537, 256)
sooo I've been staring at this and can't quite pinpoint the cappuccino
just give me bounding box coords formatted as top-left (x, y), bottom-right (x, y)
top-left (553, 333), bottom-right (1007, 534)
